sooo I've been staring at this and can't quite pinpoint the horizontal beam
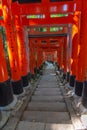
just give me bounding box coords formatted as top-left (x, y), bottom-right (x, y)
top-left (19, 2), bottom-right (75, 14)
top-left (29, 36), bottom-right (64, 40)
top-left (22, 14), bottom-right (73, 26)
top-left (42, 49), bottom-right (57, 52)
top-left (34, 44), bottom-right (59, 47)
top-left (29, 30), bottom-right (68, 35)
top-left (28, 33), bottom-right (67, 38)
top-left (12, 1), bottom-right (81, 15)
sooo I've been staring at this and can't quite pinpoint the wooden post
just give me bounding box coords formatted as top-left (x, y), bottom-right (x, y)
top-left (69, 12), bottom-right (80, 87)
top-left (75, 1), bottom-right (87, 108)
top-left (63, 36), bottom-right (67, 80)
top-left (0, 30), bottom-right (14, 108)
top-left (2, 0), bottom-right (23, 95)
top-left (15, 15), bottom-right (29, 87)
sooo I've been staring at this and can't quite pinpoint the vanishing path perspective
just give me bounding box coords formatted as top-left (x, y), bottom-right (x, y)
top-left (16, 64), bottom-right (75, 130)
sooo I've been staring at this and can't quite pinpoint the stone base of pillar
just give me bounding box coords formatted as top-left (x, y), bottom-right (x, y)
top-left (28, 72), bottom-right (31, 81)
top-left (23, 85), bottom-right (30, 91)
top-left (39, 70), bottom-right (43, 75)
top-left (63, 73), bottom-right (66, 80)
top-left (37, 69), bottom-right (40, 74)
top-left (82, 81), bottom-right (87, 108)
top-left (65, 82), bottom-right (74, 91)
top-left (0, 79), bottom-right (14, 107)
top-left (57, 65), bottom-right (60, 71)
top-left (75, 80), bottom-right (83, 96)
top-left (66, 72), bottom-right (70, 82)
top-left (34, 67), bottom-right (37, 75)
top-left (31, 74), bottom-right (35, 80)
top-left (40, 65), bottom-right (43, 70)
top-left (69, 75), bottom-right (76, 87)
top-left (22, 74), bottom-right (29, 88)
top-left (16, 90), bottom-right (26, 98)
top-left (12, 79), bottom-right (23, 95)
top-left (0, 95), bottom-right (17, 111)
top-left (39, 66), bottom-right (41, 70)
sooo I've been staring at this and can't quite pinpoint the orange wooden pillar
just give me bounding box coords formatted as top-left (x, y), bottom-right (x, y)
top-left (66, 24), bottom-right (72, 82)
top-left (34, 46), bottom-right (38, 75)
top-left (24, 26), bottom-right (31, 80)
top-left (35, 46), bottom-right (40, 73)
top-left (0, 32), bottom-right (14, 108)
top-left (74, 1), bottom-right (87, 107)
top-left (69, 33), bottom-right (77, 87)
top-left (43, 49), bottom-right (46, 64)
top-left (57, 49), bottom-right (60, 70)
top-left (15, 15), bottom-right (29, 87)
top-left (42, 50), bottom-right (45, 63)
top-left (43, 51), bottom-right (46, 63)
top-left (69, 12), bottom-right (80, 87)
top-left (57, 40), bottom-right (63, 71)
top-left (39, 48), bottom-right (43, 70)
top-left (37, 47), bottom-right (41, 70)
top-left (37, 39), bottom-right (43, 71)
top-left (29, 39), bottom-right (35, 79)
top-left (59, 38), bottom-right (64, 73)
top-left (62, 36), bottom-right (67, 80)
top-left (2, 1), bottom-right (23, 95)
top-left (54, 51), bottom-right (57, 63)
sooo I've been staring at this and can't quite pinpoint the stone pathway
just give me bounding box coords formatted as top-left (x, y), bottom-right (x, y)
top-left (16, 67), bottom-right (75, 130)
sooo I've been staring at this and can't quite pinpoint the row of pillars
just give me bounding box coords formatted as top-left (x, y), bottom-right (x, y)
top-left (29, 38), bottom-right (44, 78)
top-left (57, 1), bottom-right (87, 108)
top-left (0, 1), bottom-right (43, 109)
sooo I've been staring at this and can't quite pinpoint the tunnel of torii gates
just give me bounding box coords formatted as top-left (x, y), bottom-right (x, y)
top-left (0, 0), bottom-right (87, 110)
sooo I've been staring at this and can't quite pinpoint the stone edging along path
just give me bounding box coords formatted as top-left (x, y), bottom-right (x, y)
top-left (2, 76), bottom-right (42, 130)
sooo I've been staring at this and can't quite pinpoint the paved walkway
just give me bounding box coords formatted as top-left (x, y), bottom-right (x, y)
top-left (16, 66), bottom-right (74, 130)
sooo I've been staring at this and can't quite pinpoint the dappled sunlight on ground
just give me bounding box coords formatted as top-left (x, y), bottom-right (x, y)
top-left (50, 73), bottom-right (56, 76)
top-left (45, 124), bottom-right (74, 130)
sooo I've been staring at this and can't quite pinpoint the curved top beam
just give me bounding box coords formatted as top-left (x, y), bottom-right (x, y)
top-left (11, 1), bottom-right (81, 15)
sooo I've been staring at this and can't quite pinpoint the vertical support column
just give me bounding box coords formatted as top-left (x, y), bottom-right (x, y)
top-left (62, 36), bottom-right (67, 80)
top-left (34, 46), bottom-right (38, 76)
top-left (57, 47), bottom-right (61, 70)
top-left (15, 15), bottom-right (29, 88)
top-left (0, 31), bottom-right (14, 109)
top-left (37, 47), bottom-right (40, 70)
top-left (2, 1), bottom-right (23, 95)
top-left (54, 51), bottom-right (57, 63)
top-left (37, 47), bottom-right (41, 70)
top-left (66, 24), bottom-right (72, 82)
top-left (75, 1), bottom-right (87, 105)
top-left (60, 38), bottom-right (64, 73)
top-left (24, 26), bottom-right (31, 81)
top-left (33, 40), bottom-right (38, 75)
top-left (37, 40), bottom-right (43, 72)
top-left (39, 48), bottom-right (43, 70)
top-left (69, 12), bottom-right (80, 87)
top-left (29, 39), bottom-right (35, 79)
top-left (57, 49), bottom-right (59, 70)
top-left (43, 51), bottom-right (46, 63)
top-left (58, 40), bottom-right (63, 71)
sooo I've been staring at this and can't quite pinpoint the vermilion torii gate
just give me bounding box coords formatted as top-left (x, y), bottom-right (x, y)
top-left (0, 0), bottom-right (87, 109)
